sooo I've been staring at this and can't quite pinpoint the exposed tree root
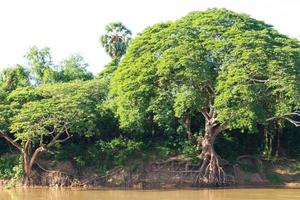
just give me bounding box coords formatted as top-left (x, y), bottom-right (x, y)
top-left (194, 151), bottom-right (227, 186)
top-left (151, 153), bottom-right (231, 187)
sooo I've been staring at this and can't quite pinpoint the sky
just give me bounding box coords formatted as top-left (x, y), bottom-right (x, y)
top-left (0, 0), bottom-right (300, 74)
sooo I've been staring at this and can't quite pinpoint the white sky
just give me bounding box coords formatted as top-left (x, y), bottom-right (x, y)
top-left (0, 0), bottom-right (300, 74)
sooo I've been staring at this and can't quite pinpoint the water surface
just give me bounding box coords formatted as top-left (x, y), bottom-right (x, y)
top-left (0, 188), bottom-right (300, 200)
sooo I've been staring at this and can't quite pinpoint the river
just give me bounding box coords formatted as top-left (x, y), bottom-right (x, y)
top-left (0, 188), bottom-right (300, 200)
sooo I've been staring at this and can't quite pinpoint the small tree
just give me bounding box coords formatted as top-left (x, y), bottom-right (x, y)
top-left (26, 46), bottom-right (58, 85)
top-left (59, 54), bottom-right (94, 82)
top-left (0, 80), bottom-right (106, 185)
top-left (0, 65), bottom-right (30, 91)
top-left (111, 9), bottom-right (300, 185)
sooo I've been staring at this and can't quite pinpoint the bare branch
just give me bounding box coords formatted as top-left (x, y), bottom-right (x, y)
top-left (215, 122), bottom-right (228, 135)
top-left (46, 127), bottom-right (73, 148)
top-left (249, 78), bottom-right (268, 83)
top-left (65, 126), bottom-right (71, 137)
top-left (201, 109), bottom-right (209, 121)
top-left (267, 112), bottom-right (300, 127)
top-left (0, 131), bottom-right (23, 152)
top-left (55, 135), bottom-right (73, 144)
top-left (282, 117), bottom-right (300, 127)
top-left (39, 134), bottom-right (44, 146)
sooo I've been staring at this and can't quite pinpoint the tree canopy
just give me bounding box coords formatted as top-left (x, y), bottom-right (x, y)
top-left (112, 8), bottom-right (300, 133)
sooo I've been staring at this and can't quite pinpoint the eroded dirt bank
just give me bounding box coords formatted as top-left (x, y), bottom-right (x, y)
top-left (2, 155), bottom-right (299, 189)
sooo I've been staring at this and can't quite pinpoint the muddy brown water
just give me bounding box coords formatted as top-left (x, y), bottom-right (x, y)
top-left (0, 188), bottom-right (300, 200)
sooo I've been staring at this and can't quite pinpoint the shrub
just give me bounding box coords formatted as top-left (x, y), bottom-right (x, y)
top-left (0, 154), bottom-right (22, 179)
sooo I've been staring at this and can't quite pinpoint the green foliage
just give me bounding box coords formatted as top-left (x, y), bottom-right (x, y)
top-left (0, 80), bottom-right (109, 182)
top-left (0, 65), bottom-right (30, 92)
top-left (265, 172), bottom-right (284, 183)
top-left (0, 10), bottom-right (300, 186)
top-left (181, 140), bottom-right (199, 164)
top-left (97, 58), bottom-right (120, 81)
top-left (152, 145), bottom-right (172, 158)
top-left (288, 161), bottom-right (300, 174)
top-left (25, 47), bottom-right (94, 85)
top-left (58, 138), bottom-right (142, 170)
top-left (26, 46), bottom-right (58, 85)
top-left (9, 80), bottom-right (106, 143)
top-left (0, 155), bottom-right (23, 179)
top-left (95, 138), bottom-right (142, 166)
top-left (100, 22), bottom-right (132, 59)
top-left (59, 54), bottom-right (94, 82)
top-left (111, 8), bottom-right (300, 135)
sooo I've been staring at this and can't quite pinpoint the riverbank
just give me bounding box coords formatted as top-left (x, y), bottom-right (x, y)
top-left (1, 155), bottom-right (300, 189)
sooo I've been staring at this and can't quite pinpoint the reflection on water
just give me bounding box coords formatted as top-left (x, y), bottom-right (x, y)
top-left (0, 188), bottom-right (300, 200)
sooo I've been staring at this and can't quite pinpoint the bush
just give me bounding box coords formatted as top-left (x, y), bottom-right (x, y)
top-left (67, 137), bottom-right (143, 170)
top-left (181, 140), bottom-right (199, 164)
top-left (0, 154), bottom-right (23, 179)
top-left (95, 138), bottom-right (142, 166)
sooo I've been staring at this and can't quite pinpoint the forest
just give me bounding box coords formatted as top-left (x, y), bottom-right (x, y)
top-left (0, 9), bottom-right (299, 188)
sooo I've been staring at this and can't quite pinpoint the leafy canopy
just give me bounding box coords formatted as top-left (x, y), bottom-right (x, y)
top-left (2, 80), bottom-right (107, 145)
top-left (59, 54), bottom-right (94, 82)
top-left (111, 9), bottom-right (300, 132)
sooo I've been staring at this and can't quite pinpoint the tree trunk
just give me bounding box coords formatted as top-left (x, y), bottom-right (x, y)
top-left (23, 152), bottom-right (33, 186)
top-left (275, 128), bottom-right (282, 157)
top-left (196, 109), bottom-right (227, 186)
top-left (23, 145), bottom-right (47, 186)
top-left (183, 113), bottom-right (193, 140)
top-left (263, 126), bottom-right (273, 159)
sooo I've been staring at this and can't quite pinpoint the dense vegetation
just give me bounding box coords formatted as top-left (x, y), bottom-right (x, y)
top-left (0, 9), bottom-right (299, 187)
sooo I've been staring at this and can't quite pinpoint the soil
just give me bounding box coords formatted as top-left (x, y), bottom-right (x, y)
top-left (1, 155), bottom-right (300, 188)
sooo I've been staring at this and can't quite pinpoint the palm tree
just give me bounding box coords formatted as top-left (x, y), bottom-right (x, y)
top-left (100, 22), bottom-right (132, 59)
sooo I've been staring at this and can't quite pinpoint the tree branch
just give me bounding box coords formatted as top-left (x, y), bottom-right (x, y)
top-left (46, 127), bottom-right (73, 148)
top-left (215, 122), bottom-right (228, 135)
top-left (266, 112), bottom-right (300, 127)
top-left (29, 146), bottom-right (48, 170)
top-left (201, 109), bottom-right (210, 121)
top-left (249, 78), bottom-right (268, 83)
top-left (0, 131), bottom-right (23, 152)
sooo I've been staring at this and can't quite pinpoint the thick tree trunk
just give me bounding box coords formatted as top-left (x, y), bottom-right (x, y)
top-left (23, 145), bottom-right (47, 186)
top-left (196, 109), bottom-right (227, 186)
top-left (23, 153), bottom-right (33, 186)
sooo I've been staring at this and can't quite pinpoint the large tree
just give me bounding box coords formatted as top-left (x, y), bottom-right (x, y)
top-left (0, 80), bottom-right (106, 185)
top-left (110, 9), bottom-right (300, 185)
top-left (100, 22), bottom-right (132, 60)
